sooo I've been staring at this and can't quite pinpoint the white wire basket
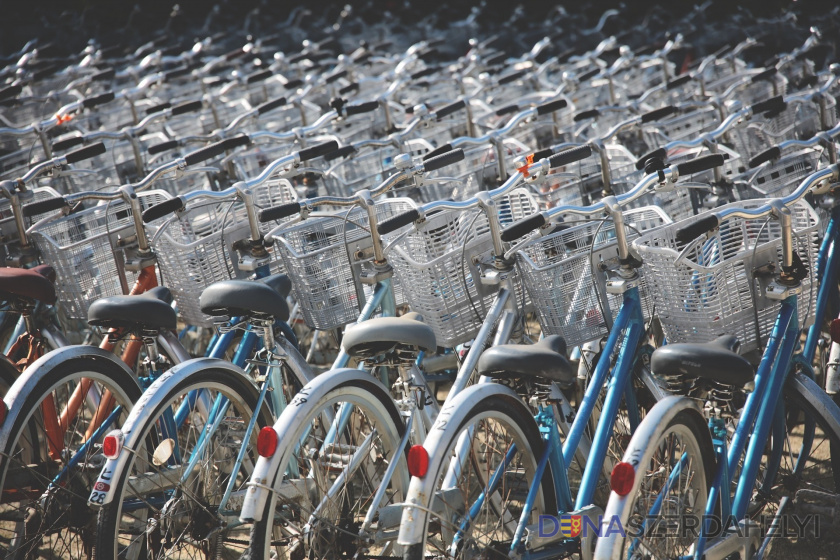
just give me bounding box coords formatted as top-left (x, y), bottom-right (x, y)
top-left (386, 188), bottom-right (538, 347)
top-left (632, 199), bottom-right (819, 353)
top-left (273, 198), bottom-right (415, 331)
top-left (151, 179), bottom-right (297, 327)
top-left (30, 190), bottom-right (172, 320)
top-left (641, 106), bottom-right (721, 148)
top-left (741, 147), bottom-right (823, 198)
top-left (514, 206), bottom-right (671, 349)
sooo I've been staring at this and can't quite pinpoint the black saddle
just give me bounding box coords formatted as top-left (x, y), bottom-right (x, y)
top-left (651, 335), bottom-right (754, 387)
top-left (87, 286), bottom-right (176, 332)
top-left (341, 312), bottom-right (437, 359)
top-left (477, 335), bottom-right (575, 387)
top-left (199, 274), bottom-right (291, 321)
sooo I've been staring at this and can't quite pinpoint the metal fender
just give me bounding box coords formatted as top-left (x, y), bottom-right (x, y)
top-left (397, 383), bottom-right (529, 547)
top-left (0, 346), bottom-right (138, 454)
top-left (90, 357), bottom-right (254, 506)
top-left (240, 368), bottom-right (394, 522)
top-left (593, 396), bottom-right (703, 560)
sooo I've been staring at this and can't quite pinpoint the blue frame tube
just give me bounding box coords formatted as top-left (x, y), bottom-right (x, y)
top-left (732, 299), bottom-right (799, 520)
top-left (802, 208), bottom-right (840, 361)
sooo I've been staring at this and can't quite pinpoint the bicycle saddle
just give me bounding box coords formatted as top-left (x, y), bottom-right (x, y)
top-left (651, 335), bottom-right (754, 387)
top-left (88, 286), bottom-right (177, 331)
top-left (199, 274), bottom-right (291, 322)
top-left (0, 266), bottom-right (57, 305)
top-left (477, 335), bottom-right (575, 387)
top-left (341, 312), bottom-right (436, 359)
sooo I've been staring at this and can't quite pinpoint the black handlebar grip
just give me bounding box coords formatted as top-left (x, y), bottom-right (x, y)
top-left (259, 202), bottom-right (302, 223)
top-left (666, 74), bottom-right (693, 90)
top-left (142, 197), bottom-right (185, 223)
top-left (287, 52), bottom-right (307, 64)
top-left (548, 145), bottom-right (593, 168)
top-left (751, 67), bottom-right (778, 83)
top-left (635, 147), bottom-right (668, 170)
top-left (52, 136), bottom-right (84, 152)
top-left (748, 146), bottom-right (781, 168)
top-left (164, 67), bottom-right (192, 82)
top-left (577, 67), bottom-right (600, 82)
top-left (324, 145), bottom-right (357, 161)
top-left (423, 148), bottom-right (465, 172)
top-left (23, 197), bottom-right (69, 217)
top-left (500, 213), bottom-right (546, 242)
top-left (532, 148), bottom-right (554, 162)
top-left (224, 134), bottom-right (252, 150)
top-left (377, 209), bottom-right (421, 235)
top-left (64, 142), bottom-right (106, 164)
top-left (148, 140), bottom-right (179, 155)
top-left (353, 51), bottom-right (373, 64)
top-left (183, 140), bottom-right (230, 166)
top-left (495, 104), bottom-right (519, 117)
top-left (246, 69), bottom-right (272, 84)
top-left (91, 68), bottom-right (115, 82)
top-left (410, 67), bottom-right (437, 80)
top-left (325, 69), bottom-right (348, 84)
top-left (339, 82), bottom-right (359, 95)
top-left (284, 78), bottom-right (304, 89)
top-left (676, 154), bottom-right (725, 176)
top-left (750, 95), bottom-right (785, 115)
top-left (423, 144), bottom-right (453, 161)
top-left (299, 140), bottom-right (340, 161)
top-left (574, 108), bottom-right (600, 121)
top-left (172, 100), bottom-right (203, 115)
top-left (146, 102), bottom-right (172, 115)
top-left (427, 38), bottom-right (446, 48)
top-left (675, 214), bottom-right (720, 244)
top-left (641, 106), bottom-right (678, 123)
top-left (256, 97), bottom-right (287, 115)
top-left (0, 84), bottom-right (22, 101)
top-left (82, 91), bottom-right (115, 109)
top-left (435, 99), bottom-right (466, 120)
top-left (345, 101), bottom-right (379, 116)
top-left (536, 98), bottom-right (568, 115)
top-left (498, 70), bottom-right (528, 86)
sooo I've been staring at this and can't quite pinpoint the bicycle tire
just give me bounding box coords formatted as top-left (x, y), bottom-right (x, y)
top-left (0, 350), bottom-right (142, 559)
top-left (402, 391), bottom-right (556, 560)
top-left (94, 365), bottom-right (273, 560)
top-left (245, 373), bottom-right (408, 560)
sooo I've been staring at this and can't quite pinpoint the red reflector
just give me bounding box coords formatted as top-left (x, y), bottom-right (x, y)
top-left (408, 445), bottom-right (429, 477)
top-left (610, 462), bottom-right (635, 496)
top-left (257, 427), bottom-right (278, 457)
top-left (102, 433), bottom-right (121, 459)
top-left (831, 319), bottom-right (840, 344)
top-left (0, 400), bottom-right (6, 426)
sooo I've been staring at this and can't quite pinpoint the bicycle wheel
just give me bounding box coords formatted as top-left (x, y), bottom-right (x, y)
top-left (754, 370), bottom-right (840, 559)
top-left (402, 391), bottom-right (556, 560)
top-left (95, 365), bottom-right (274, 559)
top-left (594, 399), bottom-right (714, 560)
top-left (0, 350), bottom-right (142, 559)
top-left (246, 373), bottom-right (408, 560)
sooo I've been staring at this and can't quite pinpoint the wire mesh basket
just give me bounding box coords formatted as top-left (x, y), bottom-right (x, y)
top-left (632, 199), bottom-right (819, 353)
top-left (273, 198), bottom-right (416, 331)
top-left (641, 106), bottom-right (721, 148)
top-left (321, 139), bottom-right (435, 197)
top-left (30, 190), bottom-right (172, 320)
top-left (386, 188), bottom-right (538, 347)
top-left (151, 179), bottom-right (297, 327)
top-left (515, 206), bottom-right (671, 348)
top-left (740, 147), bottom-right (823, 198)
